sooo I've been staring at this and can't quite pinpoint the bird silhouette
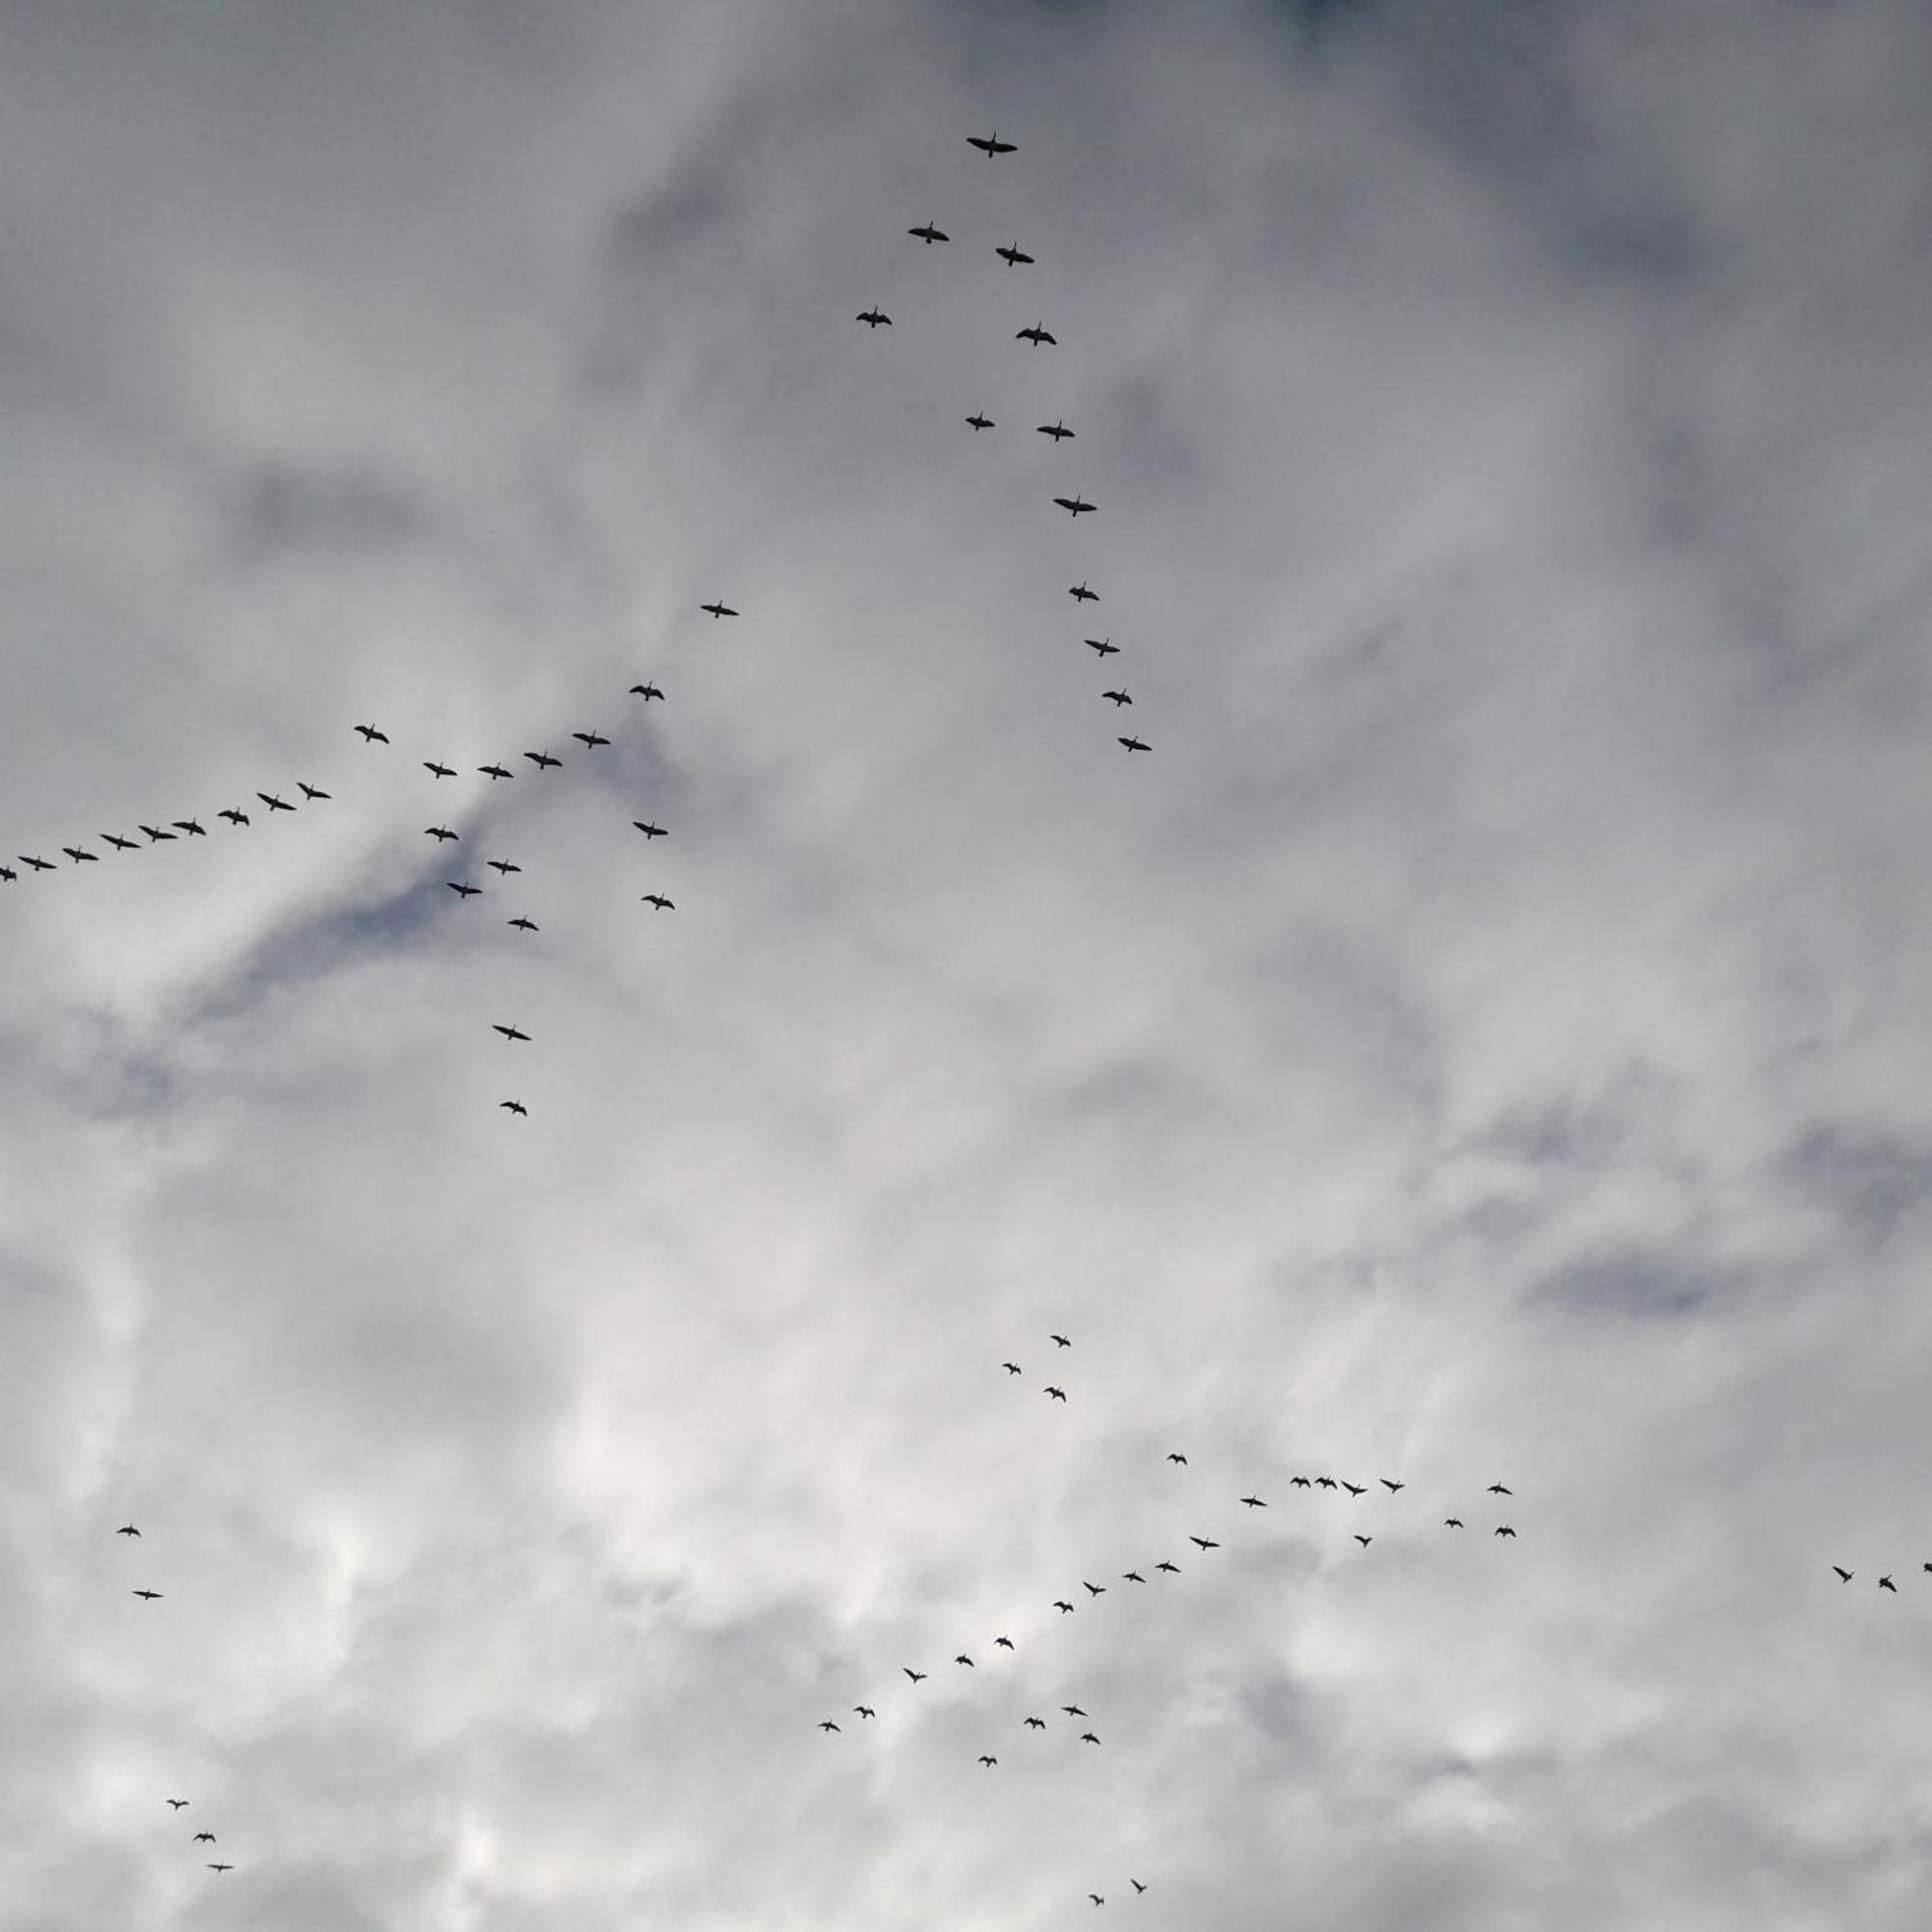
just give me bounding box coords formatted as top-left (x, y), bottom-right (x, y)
top-left (499, 1101), bottom-right (527, 1118)
top-left (166, 1799), bottom-right (188, 1810)
top-left (258, 792), bottom-right (294, 811)
top-left (487, 860), bottom-right (522, 875)
top-left (1239, 1495), bottom-right (1266, 1509)
top-left (1122, 1570), bottom-right (1146, 1583)
top-left (193, 1833), bottom-right (215, 1844)
top-left (425, 761), bottom-right (455, 779)
top-left (854, 1705), bottom-right (874, 1719)
top-left (1488, 1484), bottom-right (1513, 1495)
top-left (818, 1720), bottom-right (840, 1731)
top-left (996, 242), bottom-right (1035, 266)
top-left (355, 724), bottom-right (389, 743)
top-left (1119, 736), bottom-right (1150, 753)
top-left (979, 1754), bottom-right (998, 1767)
top-left (207, 1863), bottom-right (233, 1873)
top-left (572, 730), bottom-right (610, 750)
top-left (701, 602), bottom-right (740, 618)
top-left (1154, 1560), bottom-right (1179, 1574)
top-left (218, 810), bottom-right (250, 826)
top-left (63, 846), bottom-right (99, 864)
top-left (1445, 1518), bottom-right (1464, 1529)
top-left (447, 882), bottom-right (480, 897)
top-left (908, 220), bottom-right (950, 244)
top-left (631, 682), bottom-right (665, 700)
top-left (1132, 1880), bottom-right (1147, 1894)
top-left (1494, 1525), bottom-right (1517, 1538)
top-left (425, 827), bottom-right (458, 842)
top-left (1080, 1732), bottom-right (1101, 1746)
top-left (967, 130), bottom-right (1016, 156)
top-left (1083, 1580), bottom-right (1105, 1597)
top-left (102, 833), bottom-right (137, 850)
top-left (1188, 1537), bottom-right (1218, 1551)
top-left (1053, 495), bottom-right (1095, 517)
top-left (1051, 1334), bottom-right (1071, 1347)
top-left (955, 1655), bottom-right (974, 1667)
top-left (493, 1024), bottom-right (530, 1042)
top-left (903, 1667), bottom-right (926, 1683)
top-left (1102, 690), bottom-right (1132, 706)
top-left (1833, 1566), bottom-right (1852, 1580)
top-left (1016, 321), bottom-right (1057, 346)
top-left (140, 824), bottom-right (176, 842)
top-left (131, 1589), bottom-right (162, 1602)
top-left (479, 764), bottom-right (513, 781)
top-left (1167, 1452), bottom-right (1187, 1464)
top-left (1380, 1480), bottom-right (1405, 1493)
top-left (966, 412), bottom-right (994, 431)
top-left (634, 822), bottom-right (668, 838)
top-left (1291, 1476), bottom-right (1311, 1488)
top-left (1054, 1600), bottom-right (1074, 1614)
top-left (1342, 1482), bottom-right (1366, 1497)
top-left (1003, 1362), bottom-right (1022, 1376)
top-left (1045, 1386), bottom-right (1067, 1402)
top-left (855, 306), bottom-right (892, 329)
top-left (1880, 1576), bottom-right (1897, 1593)
top-left (1025, 1715), bottom-right (1046, 1728)
top-left (525, 751), bottom-right (560, 769)
top-left (507, 917), bottom-right (539, 932)
top-left (1353, 1535), bottom-right (1373, 1548)
top-left (116, 1524), bottom-right (140, 1537)
top-left (641, 895), bottom-right (675, 911)
top-left (298, 783), bottom-right (328, 801)
top-left (1068, 581), bottom-right (1098, 602)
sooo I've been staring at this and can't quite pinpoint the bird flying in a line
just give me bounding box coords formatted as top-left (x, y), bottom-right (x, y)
top-left (1053, 495), bottom-right (1095, 517)
top-left (355, 724), bottom-right (389, 743)
top-left (908, 220), bottom-right (949, 243)
top-left (997, 242), bottom-right (1035, 266)
top-left (1119, 736), bottom-right (1150, 753)
top-left (856, 306), bottom-right (892, 329)
top-left (966, 413), bottom-right (994, 431)
top-left (701, 601), bottom-right (740, 618)
top-left (493, 1024), bottom-right (531, 1042)
top-left (967, 131), bottom-right (1016, 156)
top-left (525, 751), bottom-right (560, 769)
top-left (1017, 322), bottom-right (1057, 346)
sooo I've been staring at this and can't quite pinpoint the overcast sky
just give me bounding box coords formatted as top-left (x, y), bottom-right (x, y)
top-left (4, 1), bottom-right (1932, 1926)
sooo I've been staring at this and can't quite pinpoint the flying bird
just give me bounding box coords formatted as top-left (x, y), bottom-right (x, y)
top-left (700, 601), bottom-right (740, 618)
top-left (0, 866), bottom-right (15, 882)
top-left (1045, 1386), bottom-right (1066, 1402)
top-left (116, 1523), bottom-right (140, 1536)
top-left (1488, 1484), bottom-right (1513, 1495)
top-left (1016, 322), bottom-right (1057, 346)
top-left (132, 1589), bottom-right (162, 1602)
top-left (1122, 1570), bottom-right (1146, 1583)
top-left (1316, 1477), bottom-right (1338, 1491)
top-left (425, 761), bottom-right (455, 779)
top-left (1188, 1537), bottom-right (1219, 1551)
top-left (1154, 1560), bottom-right (1179, 1574)
top-left (487, 860), bottom-right (522, 875)
top-left (257, 792), bottom-right (294, 811)
top-left (1003, 1361), bottom-right (1022, 1375)
top-left (1024, 1716), bottom-right (1045, 1729)
top-left (1380, 1480), bottom-right (1406, 1493)
top-left (818, 1720), bottom-right (840, 1732)
top-left (966, 413), bottom-right (994, 431)
top-left (1132, 1881), bottom-right (1147, 1894)
top-left (139, 824), bottom-right (176, 842)
top-left (1291, 1476), bottom-right (1311, 1488)
top-left (1080, 1733), bottom-right (1101, 1747)
top-left (908, 220), bottom-right (950, 243)
top-left (525, 751), bottom-right (560, 769)
top-left (903, 1667), bottom-right (926, 1683)
top-left (572, 730), bottom-right (610, 749)
top-left (355, 724), bottom-right (389, 743)
top-left (854, 1706), bottom-right (874, 1719)
top-left (855, 306), bottom-right (892, 328)
top-left (1880, 1576), bottom-right (1897, 1593)
top-left (979, 1755), bottom-right (998, 1767)
top-left (479, 764), bottom-right (513, 780)
top-left (1053, 495), bottom-right (1095, 517)
top-left (631, 682), bottom-right (665, 700)
top-left (447, 882), bottom-right (480, 897)
top-left (508, 917), bottom-right (539, 932)
top-left (1167, 1452), bottom-right (1187, 1464)
top-left (1354, 1535), bottom-right (1373, 1548)
top-left (634, 822), bottom-right (668, 838)
top-left (1089, 1894), bottom-right (1105, 1907)
top-left (102, 833), bottom-right (137, 850)
top-left (1239, 1495), bottom-right (1266, 1509)
top-left (996, 242), bottom-right (1035, 266)
top-left (1342, 1482), bottom-right (1366, 1497)
top-left (425, 827), bottom-right (458, 842)
top-left (1054, 1600), bottom-right (1074, 1614)
top-left (207, 1862), bottom-right (234, 1872)
top-left (1051, 1333), bottom-right (1071, 1347)
top-left (967, 131), bottom-right (1016, 156)
top-left (166, 1800), bottom-right (188, 1810)
top-left (62, 847), bottom-right (99, 864)
top-left (995, 1635), bottom-right (1014, 1649)
top-left (1445, 1519), bottom-right (1464, 1528)
top-left (955, 1655), bottom-right (975, 1667)
top-left (193, 1833), bottom-right (215, 1844)
top-left (1494, 1525), bottom-right (1517, 1538)
top-left (1068, 581), bottom-right (1098, 602)
top-left (1082, 1580), bottom-right (1104, 1597)
top-left (1062, 1704), bottom-right (1087, 1718)
top-left (1102, 690), bottom-right (1132, 706)
top-left (218, 809), bottom-right (249, 826)
top-left (499, 1100), bottom-right (527, 1117)
top-left (1118, 736), bottom-right (1150, 753)
top-left (641, 894), bottom-right (675, 911)
top-left (298, 783), bottom-right (329, 801)
top-left (20, 855), bottom-right (55, 870)
top-left (1086, 638), bottom-right (1118, 657)
top-left (1037, 418), bottom-right (1074, 440)
top-left (493, 1024), bottom-right (530, 1042)
top-left (172, 817), bottom-right (207, 836)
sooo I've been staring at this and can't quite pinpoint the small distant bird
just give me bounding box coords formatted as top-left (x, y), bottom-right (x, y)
top-left (856, 306), bottom-right (892, 328)
top-left (1291, 1476), bottom-right (1311, 1488)
top-left (1054, 1600), bottom-right (1074, 1614)
top-left (1103, 690), bottom-right (1132, 707)
top-left (1380, 1480), bottom-right (1405, 1493)
top-left (1038, 419), bottom-right (1075, 441)
top-left (1062, 1704), bottom-right (1087, 1718)
top-left (493, 1024), bottom-right (530, 1043)
top-left (479, 764), bottom-right (513, 780)
top-left (425, 827), bottom-right (458, 842)
top-left (572, 730), bottom-right (610, 749)
top-left (1494, 1525), bottom-right (1517, 1538)
top-left (1045, 1386), bottom-right (1066, 1402)
top-left (20, 855), bottom-right (55, 870)
top-left (966, 413), bottom-right (994, 431)
top-left (1003, 1362), bottom-right (1022, 1376)
top-left (63, 846), bottom-right (99, 864)
top-left (996, 242), bottom-right (1035, 266)
top-left (499, 1101), bottom-right (527, 1118)
top-left (854, 1705), bottom-right (874, 1719)
top-left (1353, 1535), bottom-right (1372, 1548)
top-left (1051, 1333), bottom-right (1071, 1348)
top-left (700, 602), bottom-right (739, 618)
top-left (207, 1863), bottom-right (233, 1873)
top-left (1087, 638), bottom-right (1118, 657)
top-left (1832, 1567), bottom-right (1851, 1581)
top-left (995, 1635), bottom-right (1013, 1649)
top-left (1488, 1484), bottom-right (1513, 1495)
top-left (355, 724), bottom-right (389, 743)
top-left (1080, 1733), bottom-right (1100, 1747)
top-left (1880, 1576), bottom-right (1897, 1593)
top-left (1119, 736), bottom-right (1150, 753)
top-left (525, 751), bottom-right (560, 769)
top-left (1342, 1483), bottom-right (1366, 1497)
top-left (116, 1524), bottom-right (140, 1537)
top-left (631, 682), bottom-right (665, 700)
top-left (447, 882), bottom-right (480, 897)
top-left (955, 1655), bottom-right (974, 1667)
top-left (1131, 1881), bottom-right (1147, 1894)
top-left (908, 220), bottom-right (949, 244)
top-left (903, 1667), bottom-right (926, 1684)
top-left (298, 783), bottom-right (328, 801)
top-left (258, 792), bottom-right (294, 812)
top-left (132, 1590), bottom-right (162, 1602)
top-left (1189, 1537), bottom-right (1218, 1551)
top-left (1167, 1453), bottom-right (1187, 1465)
top-left (1239, 1495), bottom-right (1266, 1509)
top-left (1089, 1894), bottom-right (1105, 1907)
top-left (488, 861), bottom-right (522, 875)
top-left (642, 895), bottom-right (675, 911)
top-left (1122, 1570), bottom-right (1146, 1583)
top-left (177, 818), bottom-right (210, 836)
top-left (967, 131), bottom-right (1017, 156)
top-left (193, 1833), bottom-right (215, 1844)
top-left (166, 1800), bottom-right (188, 1810)
top-left (139, 824), bottom-right (176, 842)
top-left (1154, 1561), bottom-right (1179, 1575)
top-left (1016, 321), bottom-right (1057, 346)
top-left (979, 1754), bottom-right (998, 1767)
top-left (1316, 1477), bottom-right (1338, 1491)
top-left (0, 866), bottom-right (15, 881)
top-left (425, 761), bottom-right (455, 779)
top-left (634, 822), bottom-right (668, 839)
top-left (818, 1720), bottom-right (840, 1732)
top-left (1445, 1519), bottom-right (1464, 1529)
top-left (1083, 1580), bottom-right (1104, 1597)
top-left (102, 834), bottom-right (137, 850)
top-left (507, 917), bottom-right (539, 932)
top-left (1068, 581), bottom-right (1098, 602)
top-left (1053, 495), bottom-right (1095, 517)
top-left (1025, 1716), bottom-right (1045, 1729)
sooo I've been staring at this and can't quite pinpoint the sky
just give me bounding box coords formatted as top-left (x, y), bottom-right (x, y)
top-left (3, 0), bottom-right (1932, 1925)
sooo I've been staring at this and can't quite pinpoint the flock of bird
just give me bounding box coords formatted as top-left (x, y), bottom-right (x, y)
top-left (857, 131), bottom-right (1152, 759)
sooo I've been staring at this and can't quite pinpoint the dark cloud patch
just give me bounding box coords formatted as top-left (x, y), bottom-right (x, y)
top-left (1529, 1250), bottom-right (1740, 1321)
top-left (228, 461), bottom-right (432, 564)
top-left (1782, 1123), bottom-right (1932, 1246)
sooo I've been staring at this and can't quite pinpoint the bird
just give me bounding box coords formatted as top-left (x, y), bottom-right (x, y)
top-left (21, 855), bottom-right (55, 870)
top-left (1003, 1361), bottom-right (1022, 1376)
top-left (1051, 1333), bottom-right (1071, 1348)
top-left (1316, 1477), bottom-right (1338, 1490)
top-left (258, 792), bottom-right (294, 811)
top-left (62, 847), bottom-right (99, 864)
top-left (1494, 1525), bottom-right (1517, 1538)
top-left (1291, 1476), bottom-right (1312, 1488)
top-left (1342, 1482), bottom-right (1366, 1497)
top-left (1445, 1518), bottom-right (1464, 1529)
top-left (1122, 1570), bottom-right (1146, 1583)
top-left (298, 782), bottom-right (329, 801)
top-left (1087, 639), bottom-right (1119, 658)
top-left (634, 821), bottom-right (668, 838)
top-left (1062, 1704), bottom-right (1087, 1718)
top-left (0, 866), bottom-right (16, 882)
top-left (102, 833), bottom-right (137, 850)
top-left (479, 764), bottom-right (513, 781)
top-left (854, 1705), bottom-right (874, 1719)
top-left (572, 730), bottom-right (610, 749)
top-left (499, 1100), bottom-right (527, 1118)
top-left (908, 220), bottom-right (950, 243)
top-left (855, 305), bottom-right (892, 328)
top-left (1132, 1881), bottom-right (1147, 1894)
top-left (1053, 495), bottom-right (1095, 517)
top-left (355, 724), bottom-right (390, 743)
top-left (996, 242), bottom-right (1035, 266)
top-left (426, 826), bottom-right (458, 842)
top-left (966, 413), bottom-right (994, 431)
top-left (116, 1524), bottom-right (140, 1537)
top-left (631, 682), bottom-right (665, 700)
top-left (1016, 321), bottom-right (1057, 346)
top-left (1045, 1386), bottom-right (1067, 1402)
top-left (1353, 1534), bottom-right (1373, 1548)
top-left (193, 1833), bottom-right (215, 1844)
top-left (493, 1024), bottom-right (530, 1042)
top-left (1239, 1495), bottom-right (1266, 1509)
top-left (1102, 690), bottom-right (1132, 707)
top-left (903, 1667), bottom-right (926, 1683)
top-left (1488, 1484), bottom-right (1513, 1495)
top-left (995, 1635), bottom-right (1014, 1649)
top-left (508, 917), bottom-right (538, 932)
top-left (955, 1655), bottom-right (975, 1667)
top-left (139, 824), bottom-right (176, 842)
top-left (1154, 1560), bottom-right (1179, 1575)
top-left (207, 1863), bottom-right (233, 1873)
top-left (1880, 1575), bottom-right (1897, 1592)
top-left (1080, 1733), bottom-right (1101, 1747)
top-left (979, 1754), bottom-right (998, 1767)
top-left (1037, 418), bottom-right (1075, 440)
top-left (166, 1800), bottom-right (188, 1810)
top-left (641, 895), bottom-right (675, 911)
top-left (525, 751), bottom-right (560, 769)
top-left (1054, 1600), bottom-right (1074, 1614)
top-left (217, 809), bottom-right (249, 826)
top-left (1119, 736), bottom-right (1150, 753)
top-left (818, 1720), bottom-right (840, 1732)
top-left (1089, 1894), bottom-right (1105, 1907)
top-left (1068, 581), bottom-right (1098, 602)
top-left (1380, 1480), bottom-right (1405, 1493)
top-left (1167, 1452), bottom-right (1187, 1464)
top-left (1024, 1716), bottom-right (1045, 1729)
top-left (173, 817), bottom-right (207, 836)
top-left (487, 860), bottom-right (522, 875)
top-left (967, 131), bottom-right (1016, 156)
top-left (1189, 1537), bottom-right (1218, 1551)
top-left (1083, 1580), bottom-right (1105, 1597)
top-left (700, 601), bottom-right (740, 618)
top-left (447, 882), bottom-right (480, 897)
top-left (132, 1589), bottom-right (162, 1602)
top-left (425, 761), bottom-right (456, 779)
